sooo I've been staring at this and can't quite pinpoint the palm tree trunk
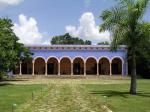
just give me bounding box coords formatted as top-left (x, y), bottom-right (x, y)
top-left (130, 50), bottom-right (137, 94)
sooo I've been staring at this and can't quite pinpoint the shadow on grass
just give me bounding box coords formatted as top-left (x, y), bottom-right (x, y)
top-left (0, 83), bottom-right (13, 86)
top-left (2, 79), bottom-right (28, 81)
top-left (0, 78), bottom-right (28, 82)
top-left (91, 90), bottom-right (150, 98)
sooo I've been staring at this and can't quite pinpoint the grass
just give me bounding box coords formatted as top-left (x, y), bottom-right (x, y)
top-left (0, 77), bottom-right (149, 112)
top-left (84, 79), bottom-right (150, 112)
top-left (0, 83), bottom-right (42, 112)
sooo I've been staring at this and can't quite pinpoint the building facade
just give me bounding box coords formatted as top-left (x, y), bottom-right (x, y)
top-left (15, 45), bottom-right (128, 76)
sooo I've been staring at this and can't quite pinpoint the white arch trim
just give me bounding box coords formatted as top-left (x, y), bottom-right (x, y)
top-left (33, 56), bottom-right (46, 63)
top-left (98, 56), bottom-right (111, 63)
top-left (85, 56), bottom-right (98, 63)
top-left (46, 56), bottom-right (60, 63)
top-left (111, 56), bottom-right (124, 75)
top-left (73, 56), bottom-right (85, 63)
top-left (60, 56), bottom-right (72, 63)
top-left (111, 56), bottom-right (124, 64)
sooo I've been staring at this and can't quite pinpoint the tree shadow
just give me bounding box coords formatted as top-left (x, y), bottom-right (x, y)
top-left (2, 79), bottom-right (28, 81)
top-left (91, 90), bottom-right (150, 98)
top-left (91, 90), bottom-right (129, 98)
top-left (0, 83), bottom-right (13, 86)
top-left (0, 79), bottom-right (28, 82)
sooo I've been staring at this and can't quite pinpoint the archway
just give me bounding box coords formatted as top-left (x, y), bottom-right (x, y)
top-left (60, 57), bottom-right (71, 75)
top-left (21, 59), bottom-right (32, 75)
top-left (112, 58), bottom-right (122, 75)
top-left (99, 57), bottom-right (110, 75)
top-left (86, 57), bottom-right (97, 75)
top-left (34, 57), bottom-right (45, 75)
top-left (47, 57), bottom-right (58, 75)
top-left (73, 57), bottom-right (84, 75)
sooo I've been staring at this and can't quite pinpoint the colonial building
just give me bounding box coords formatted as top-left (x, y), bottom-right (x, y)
top-left (14, 45), bottom-right (128, 76)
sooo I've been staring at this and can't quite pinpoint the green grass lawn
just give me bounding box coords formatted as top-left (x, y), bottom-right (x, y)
top-left (0, 78), bottom-right (149, 112)
top-left (84, 79), bottom-right (150, 112)
top-left (0, 83), bottom-right (42, 112)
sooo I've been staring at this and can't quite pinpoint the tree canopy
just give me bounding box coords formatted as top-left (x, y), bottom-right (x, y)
top-left (0, 18), bottom-right (32, 79)
top-left (51, 33), bottom-right (92, 45)
top-left (97, 41), bottom-right (110, 45)
top-left (135, 23), bottom-right (150, 78)
top-left (100, 0), bottom-right (150, 94)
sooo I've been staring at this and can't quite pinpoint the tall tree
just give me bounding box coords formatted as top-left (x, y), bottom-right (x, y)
top-left (51, 33), bottom-right (91, 45)
top-left (100, 0), bottom-right (149, 94)
top-left (136, 23), bottom-right (150, 78)
top-left (0, 18), bottom-right (32, 79)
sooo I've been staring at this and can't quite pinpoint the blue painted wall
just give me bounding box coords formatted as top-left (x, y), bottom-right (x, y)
top-left (30, 49), bottom-right (127, 75)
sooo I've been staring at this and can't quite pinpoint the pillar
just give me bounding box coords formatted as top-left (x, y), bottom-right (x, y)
top-left (97, 63), bottom-right (99, 76)
top-left (84, 62), bottom-right (86, 76)
top-left (58, 63), bottom-right (60, 75)
top-left (45, 63), bottom-right (47, 76)
top-left (110, 62), bottom-right (112, 75)
top-left (126, 61), bottom-right (128, 75)
top-left (19, 61), bottom-right (22, 75)
top-left (122, 62), bottom-right (124, 76)
top-left (71, 63), bottom-right (73, 76)
top-left (32, 61), bottom-right (34, 75)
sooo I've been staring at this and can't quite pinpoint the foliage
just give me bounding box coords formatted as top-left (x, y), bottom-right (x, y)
top-left (125, 23), bottom-right (150, 78)
top-left (0, 18), bottom-right (32, 79)
top-left (97, 41), bottom-right (110, 45)
top-left (136, 23), bottom-right (150, 78)
top-left (99, 0), bottom-right (149, 94)
top-left (51, 33), bottom-right (92, 45)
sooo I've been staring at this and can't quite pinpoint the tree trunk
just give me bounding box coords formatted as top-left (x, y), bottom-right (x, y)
top-left (130, 51), bottom-right (137, 95)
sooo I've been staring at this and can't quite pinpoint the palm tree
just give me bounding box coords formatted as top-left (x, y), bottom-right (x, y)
top-left (100, 0), bottom-right (149, 94)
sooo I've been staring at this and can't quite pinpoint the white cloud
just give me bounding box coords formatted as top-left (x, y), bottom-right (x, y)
top-left (0, 0), bottom-right (23, 9)
top-left (66, 12), bottom-right (111, 45)
top-left (13, 14), bottom-right (49, 45)
top-left (0, 0), bottom-right (23, 5)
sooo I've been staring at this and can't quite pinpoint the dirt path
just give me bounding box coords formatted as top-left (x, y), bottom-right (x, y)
top-left (17, 83), bottom-right (103, 112)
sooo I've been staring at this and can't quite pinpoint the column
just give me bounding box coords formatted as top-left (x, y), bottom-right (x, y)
top-left (58, 63), bottom-right (60, 75)
top-left (126, 61), bottom-right (128, 75)
top-left (110, 62), bottom-right (112, 75)
top-left (19, 61), bottom-right (22, 75)
top-left (97, 63), bottom-right (99, 76)
top-left (45, 63), bottom-right (47, 76)
top-left (32, 61), bottom-right (34, 75)
top-left (122, 62), bottom-right (124, 76)
top-left (71, 63), bottom-right (73, 76)
top-left (84, 63), bottom-right (86, 76)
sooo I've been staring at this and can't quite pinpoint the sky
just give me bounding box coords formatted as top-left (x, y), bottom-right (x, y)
top-left (0, 0), bottom-right (150, 45)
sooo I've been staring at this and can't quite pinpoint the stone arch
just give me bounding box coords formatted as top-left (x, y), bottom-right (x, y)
top-left (60, 56), bottom-right (72, 63)
top-left (47, 57), bottom-right (59, 75)
top-left (73, 57), bottom-right (84, 75)
top-left (98, 57), bottom-right (110, 75)
top-left (60, 57), bottom-right (72, 75)
top-left (33, 56), bottom-right (46, 63)
top-left (21, 59), bottom-right (33, 75)
top-left (111, 57), bottom-right (123, 75)
top-left (85, 56), bottom-right (97, 63)
top-left (86, 57), bottom-right (97, 75)
top-left (98, 56), bottom-right (111, 63)
top-left (34, 57), bottom-right (45, 75)
top-left (111, 56), bottom-right (124, 64)
top-left (46, 56), bottom-right (60, 63)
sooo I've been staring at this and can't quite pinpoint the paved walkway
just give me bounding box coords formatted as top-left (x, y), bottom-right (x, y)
top-left (18, 84), bottom-right (103, 112)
